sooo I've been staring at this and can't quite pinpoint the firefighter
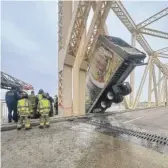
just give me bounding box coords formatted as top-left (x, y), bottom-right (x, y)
top-left (5, 87), bottom-right (20, 123)
top-left (37, 89), bottom-right (44, 101)
top-left (35, 89), bottom-right (44, 118)
top-left (17, 92), bottom-right (31, 130)
top-left (28, 91), bottom-right (37, 118)
top-left (54, 95), bottom-right (58, 115)
top-left (37, 93), bottom-right (51, 128)
top-left (46, 93), bottom-right (54, 117)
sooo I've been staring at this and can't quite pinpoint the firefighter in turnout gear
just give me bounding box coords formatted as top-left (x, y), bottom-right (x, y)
top-left (17, 92), bottom-right (31, 130)
top-left (46, 93), bottom-right (54, 117)
top-left (28, 91), bottom-right (37, 118)
top-left (37, 89), bottom-right (44, 101)
top-left (54, 95), bottom-right (58, 115)
top-left (35, 89), bottom-right (44, 118)
top-left (37, 93), bottom-right (51, 128)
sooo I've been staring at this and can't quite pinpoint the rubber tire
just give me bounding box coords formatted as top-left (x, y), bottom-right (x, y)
top-left (113, 95), bottom-right (123, 103)
top-left (119, 83), bottom-right (132, 96)
top-left (106, 91), bottom-right (114, 100)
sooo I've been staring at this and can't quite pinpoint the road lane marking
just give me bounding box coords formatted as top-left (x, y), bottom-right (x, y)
top-left (124, 116), bottom-right (144, 124)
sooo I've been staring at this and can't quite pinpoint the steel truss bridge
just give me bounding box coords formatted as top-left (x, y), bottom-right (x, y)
top-left (58, 1), bottom-right (168, 116)
top-left (1, 71), bottom-right (33, 91)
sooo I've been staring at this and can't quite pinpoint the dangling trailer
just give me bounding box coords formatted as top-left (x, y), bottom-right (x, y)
top-left (86, 35), bottom-right (147, 113)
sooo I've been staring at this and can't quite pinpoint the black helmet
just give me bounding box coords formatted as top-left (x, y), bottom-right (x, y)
top-left (39, 89), bottom-right (44, 94)
top-left (42, 92), bottom-right (47, 98)
top-left (22, 92), bottom-right (28, 99)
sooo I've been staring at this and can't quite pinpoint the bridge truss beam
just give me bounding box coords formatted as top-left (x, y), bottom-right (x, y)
top-left (154, 47), bottom-right (168, 54)
top-left (1, 71), bottom-right (33, 90)
top-left (136, 7), bottom-right (168, 29)
top-left (110, 1), bottom-right (168, 109)
top-left (138, 28), bottom-right (168, 40)
top-left (58, 1), bottom-right (168, 117)
top-left (73, 1), bottom-right (112, 115)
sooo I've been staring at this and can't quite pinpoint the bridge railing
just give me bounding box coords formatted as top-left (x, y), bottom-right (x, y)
top-left (0, 100), bottom-right (58, 124)
top-left (1, 99), bottom-right (166, 124)
top-left (1, 100), bottom-right (8, 123)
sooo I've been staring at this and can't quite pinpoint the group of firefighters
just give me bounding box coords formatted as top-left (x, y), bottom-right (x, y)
top-left (5, 88), bottom-right (58, 130)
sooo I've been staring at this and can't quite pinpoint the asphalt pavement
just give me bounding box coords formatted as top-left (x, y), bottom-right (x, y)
top-left (1, 107), bottom-right (168, 168)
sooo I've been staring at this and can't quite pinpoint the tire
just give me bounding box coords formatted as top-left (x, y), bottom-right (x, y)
top-left (119, 82), bottom-right (132, 96)
top-left (100, 100), bottom-right (112, 109)
top-left (113, 95), bottom-right (123, 103)
top-left (106, 91), bottom-right (114, 100)
top-left (92, 108), bottom-right (105, 113)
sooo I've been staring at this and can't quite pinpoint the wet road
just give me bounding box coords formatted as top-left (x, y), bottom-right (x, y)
top-left (2, 112), bottom-right (168, 168)
top-left (101, 106), bottom-right (168, 136)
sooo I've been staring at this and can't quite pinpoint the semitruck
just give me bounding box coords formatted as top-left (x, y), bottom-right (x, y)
top-left (86, 35), bottom-right (147, 113)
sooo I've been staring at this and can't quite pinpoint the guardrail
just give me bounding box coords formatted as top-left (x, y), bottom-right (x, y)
top-left (1, 99), bottom-right (165, 124)
top-left (0, 100), bottom-right (57, 124)
top-left (1, 100), bottom-right (8, 123)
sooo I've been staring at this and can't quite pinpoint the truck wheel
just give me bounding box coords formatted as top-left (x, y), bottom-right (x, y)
top-left (92, 108), bottom-right (103, 113)
top-left (100, 101), bottom-right (107, 109)
top-left (119, 82), bottom-right (132, 96)
top-left (106, 92), bottom-right (114, 100)
top-left (113, 95), bottom-right (123, 103)
top-left (100, 100), bottom-right (112, 109)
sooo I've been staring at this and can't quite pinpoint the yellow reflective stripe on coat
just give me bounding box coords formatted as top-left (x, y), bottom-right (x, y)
top-left (17, 99), bottom-right (30, 115)
top-left (39, 99), bottom-right (50, 114)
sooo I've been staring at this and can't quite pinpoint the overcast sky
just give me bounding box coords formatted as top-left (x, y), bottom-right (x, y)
top-left (1, 1), bottom-right (168, 101)
top-left (105, 1), bottom-right (168, 101)
top-left (1, 1), bottom-right (58, 98)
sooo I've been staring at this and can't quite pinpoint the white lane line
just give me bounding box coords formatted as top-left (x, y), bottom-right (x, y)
top-left (124, 116), bottom-right (144, 124)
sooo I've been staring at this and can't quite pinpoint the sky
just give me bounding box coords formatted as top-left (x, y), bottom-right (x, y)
top-left (105, 1), bottom-right (168, 101)
top-left (1, 1), bottom-right (58, 98)
top-left (1, 1), bottom-right (168, 101)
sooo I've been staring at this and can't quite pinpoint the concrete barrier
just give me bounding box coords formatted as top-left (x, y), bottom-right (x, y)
top-left (2, 105), bottom-right (166, 132)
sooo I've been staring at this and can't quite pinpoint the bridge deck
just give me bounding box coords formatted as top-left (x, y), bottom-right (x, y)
top-left (98, 106), bottom-right (168, 136)
top-left (1, 107), bottom-right (168, 168)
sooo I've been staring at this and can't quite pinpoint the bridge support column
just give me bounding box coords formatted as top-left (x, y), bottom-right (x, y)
top-left (79, 70), bottom-right (87, 115)
top-left (72, 31), bottom-right (87, 116)
top-left (165, 78), bottom-right (168, 106)
top-left (152, 63), bottom-right (158, 106)
top-left (58, 1), bottom-right (73, 116)
top-left (133, 57), bottom-right (152, 108)
top-left (59, 65), bottom-right (73, 117)
top-left (158, 69), bottom-right (161, 105)
top-left (161, 77), bottom-right (166, 105)
top-left (130, 33), bottom-right (136, 107)
top-left (72, 60), bottom-right (80, 116)
top-left (73, 68), bottom-right (86, 116)
top-left (148, 59), bottom-right (153, 107)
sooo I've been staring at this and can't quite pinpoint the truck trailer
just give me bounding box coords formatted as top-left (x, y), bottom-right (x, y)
top-left (86, 35), bottom-right (147, 113)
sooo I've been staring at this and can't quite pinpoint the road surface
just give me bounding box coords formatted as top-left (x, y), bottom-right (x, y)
top-left (1, 107), bottom-right (168, 168)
